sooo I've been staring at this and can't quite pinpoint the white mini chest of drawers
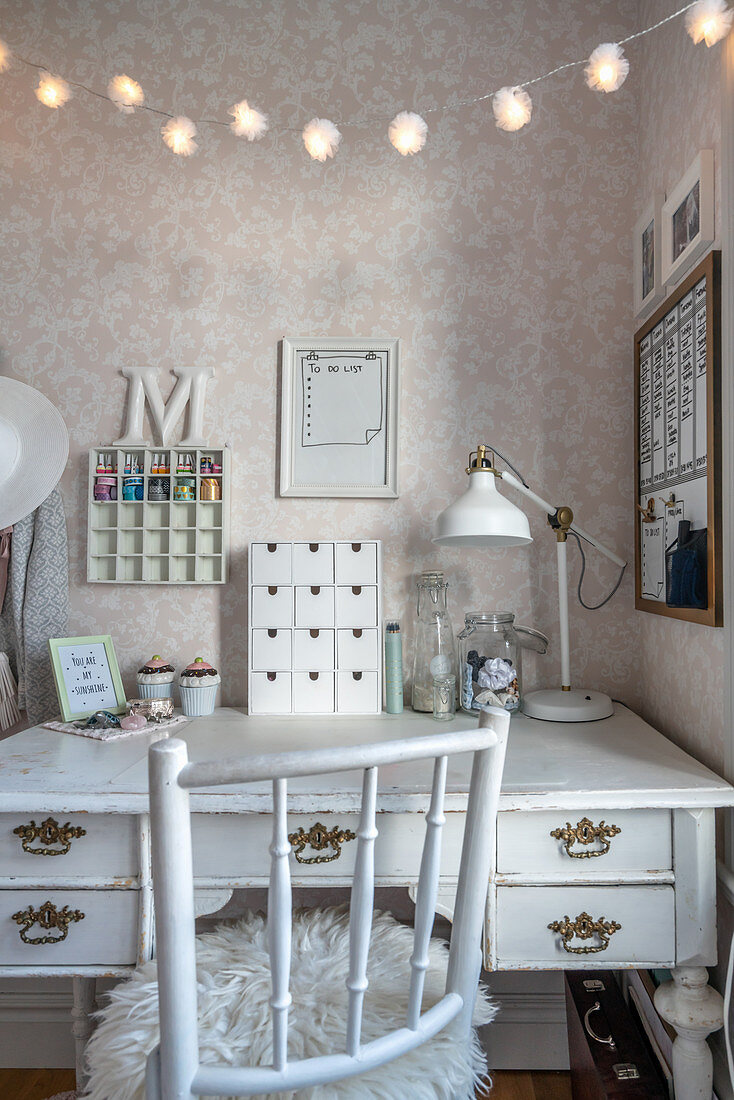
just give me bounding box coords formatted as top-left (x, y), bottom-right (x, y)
top-left (248, 540), bottom-right (382, 714)
top-left (0, 704), bottom-right (732, 1099)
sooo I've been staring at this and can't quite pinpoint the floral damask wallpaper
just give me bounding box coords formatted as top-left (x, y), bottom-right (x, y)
top-left (0, 0), bottom-right (651, 712)
top-left (635, 1), bottom-right (726, 774)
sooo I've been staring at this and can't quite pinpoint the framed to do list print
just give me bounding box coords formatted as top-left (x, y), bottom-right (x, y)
top-left (279, 337), bottom-right (400, 498)
top-left (48, 635), bottom-right (127, 720)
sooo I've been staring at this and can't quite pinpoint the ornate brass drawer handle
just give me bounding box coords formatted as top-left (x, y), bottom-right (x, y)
top-left (13, 816), bottom-right (87, 856)
top-left (12, 900), bottom-right (85, 945)
top-left (549, 817), bottom-right (621, 859)
top-left (548, 911), bottom-right (621, 954)
top-left (287, 822), bottom-right (357, 865)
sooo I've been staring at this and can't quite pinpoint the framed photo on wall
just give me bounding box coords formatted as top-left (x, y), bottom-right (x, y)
top-left (48, 635), bottom-right (126, 721)
top-left (279, 337), bottom-right (400, 498)
top-left (633, 194), bottom-right (665, 319)
top-left (661, 150), bottom-right (714, 287)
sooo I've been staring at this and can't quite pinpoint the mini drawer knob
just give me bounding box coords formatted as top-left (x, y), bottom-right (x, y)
top-left (13, 817), bottom-right (87, 857)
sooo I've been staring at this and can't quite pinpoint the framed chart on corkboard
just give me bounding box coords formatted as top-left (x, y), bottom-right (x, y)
top-left (634, 251), bottom-right (722, 625)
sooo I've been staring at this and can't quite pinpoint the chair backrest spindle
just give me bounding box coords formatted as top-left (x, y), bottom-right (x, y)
top-left (268, 776), bottom-right (293, 1072)
top-left (346, 765), bottom-right (378, 1056)
top-left (446, 712), bottom-right (509, 1035)
top-left (407, 754), bottom-right (448, 1030)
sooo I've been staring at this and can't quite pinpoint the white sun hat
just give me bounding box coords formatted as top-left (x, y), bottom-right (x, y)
top-left (0, 378), bottom-right (69, 528)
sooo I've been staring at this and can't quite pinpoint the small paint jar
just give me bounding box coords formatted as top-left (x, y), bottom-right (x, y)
top-left (200, 477), bottom-right (221, 501)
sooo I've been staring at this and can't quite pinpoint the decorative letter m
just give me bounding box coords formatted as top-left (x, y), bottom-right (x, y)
top-left (114, 366), bottom-right (215, 447)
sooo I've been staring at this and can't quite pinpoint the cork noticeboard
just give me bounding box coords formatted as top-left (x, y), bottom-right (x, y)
top-left (634, 250), bottom-right (722, 625)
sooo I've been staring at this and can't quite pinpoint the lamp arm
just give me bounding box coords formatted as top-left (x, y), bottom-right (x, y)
top-left (499, 470), bottom-right (626, 570)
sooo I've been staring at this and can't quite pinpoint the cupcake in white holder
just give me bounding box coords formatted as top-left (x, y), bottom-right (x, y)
top-left (136, 655), bottom-right (176, 699)
top-left (179, 657), bottom-right (220, 716)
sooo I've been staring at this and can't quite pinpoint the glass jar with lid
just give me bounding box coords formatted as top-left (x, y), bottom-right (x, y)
top-left (411, 571), bottom-right (456, 713)
top-left (457, 612), bottom-right (548, 714)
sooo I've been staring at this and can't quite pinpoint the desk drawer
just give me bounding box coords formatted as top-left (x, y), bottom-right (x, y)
top-left (0, 890), bottom-right (139, 965)
top-left (192, 812), bottom-right (466, 882)
top-left (497, 809), bottom-right (671, 878)
top-left (0, 814), bottom-right (138, 879)
top-left (495, 885), bottom-right (675, 968)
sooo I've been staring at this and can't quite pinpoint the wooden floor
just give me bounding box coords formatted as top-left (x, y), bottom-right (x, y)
top-left (0, 1069), bottom-right (572, 1099)
top-left (0, 1068), bottom-right (76, 1100)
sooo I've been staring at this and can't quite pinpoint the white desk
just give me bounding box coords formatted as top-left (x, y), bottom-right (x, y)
top-left (1, 704), bottom-right (732, 1098)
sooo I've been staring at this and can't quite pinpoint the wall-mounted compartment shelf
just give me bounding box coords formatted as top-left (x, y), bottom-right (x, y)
top-left (87, 446), bottom-right (230, 584)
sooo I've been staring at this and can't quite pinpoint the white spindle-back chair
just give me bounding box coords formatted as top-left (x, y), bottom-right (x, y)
top-left (145, 707), bottom-right (509, 1099)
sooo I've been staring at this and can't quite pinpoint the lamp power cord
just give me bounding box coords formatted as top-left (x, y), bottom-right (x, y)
top-left (569, 531), bottom-right (627, 610)
top-left (495, 451), bottom-right (626, 612)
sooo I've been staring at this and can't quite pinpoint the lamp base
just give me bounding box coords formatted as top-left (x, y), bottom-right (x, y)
top-left (523, 688), bottom-right (614, 723)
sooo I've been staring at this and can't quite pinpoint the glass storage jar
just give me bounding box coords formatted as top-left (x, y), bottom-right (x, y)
top-left (457, 612), bottom-right (548, 714)
top-left (411, 571), bottom-right (456, 712)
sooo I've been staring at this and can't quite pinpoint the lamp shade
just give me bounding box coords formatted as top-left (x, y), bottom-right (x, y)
top-left (433, 469), bottom-right (533, 547)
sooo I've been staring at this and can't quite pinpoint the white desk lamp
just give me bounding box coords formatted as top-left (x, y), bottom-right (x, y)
top-left (434, 444), bottom-right (627, 723)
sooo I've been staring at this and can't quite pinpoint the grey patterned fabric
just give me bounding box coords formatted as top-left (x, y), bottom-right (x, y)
top-left (0, 489), bottom-right (69, 724)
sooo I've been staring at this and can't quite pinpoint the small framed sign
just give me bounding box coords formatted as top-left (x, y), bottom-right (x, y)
top-left (279, 337), bottom-right (400, 498)
top-left (48, 635), bottom-right (126, 721)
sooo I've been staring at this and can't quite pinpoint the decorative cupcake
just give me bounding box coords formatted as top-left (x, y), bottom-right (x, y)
top-left (136, 655), bottom-right (176, 700)
top-left (178, 656), bottom-right (220, 717)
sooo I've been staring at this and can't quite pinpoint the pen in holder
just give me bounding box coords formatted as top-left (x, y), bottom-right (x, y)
top-left (384, 621), bottom-right (404, 714)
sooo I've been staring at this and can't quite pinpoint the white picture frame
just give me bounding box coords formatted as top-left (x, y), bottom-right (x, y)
top-left (279, 337), bottom-right (400, 498)
top-left (633, 193), bottom-right (665, 319)
top-left (661, 149), bottom-right (714, 287)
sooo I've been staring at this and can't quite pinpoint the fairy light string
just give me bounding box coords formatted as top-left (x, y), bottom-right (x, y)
top-left (0, 0), bottom-right (730, 158)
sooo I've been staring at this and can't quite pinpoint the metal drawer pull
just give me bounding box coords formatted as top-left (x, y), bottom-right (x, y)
top-left (13, 816), bottom-right (87, 856)
top-left (12, 900), bottom-right (85, 945)
top-left (549, 816), bottom-right (621, 858)
top-left (584, 1001), bottom-right (616, 1049)
top-left (287, 822), bottom-right (356, 864)
top-left (547, 910), bottom-right (621, 954)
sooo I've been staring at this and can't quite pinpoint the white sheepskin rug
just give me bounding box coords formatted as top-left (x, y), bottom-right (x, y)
top-left (84, 906), bottom-right (495, 1100)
